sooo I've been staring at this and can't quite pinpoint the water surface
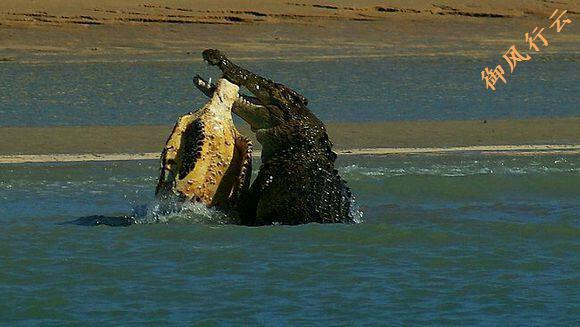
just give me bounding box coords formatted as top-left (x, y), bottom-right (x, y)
top-left (1, 155), bottom-right (578, 324)
top-left (0, 55), bottom-right (578, 127)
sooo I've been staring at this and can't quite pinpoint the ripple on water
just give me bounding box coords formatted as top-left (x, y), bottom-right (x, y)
top-left (0, 156), bottom-right (578, 324)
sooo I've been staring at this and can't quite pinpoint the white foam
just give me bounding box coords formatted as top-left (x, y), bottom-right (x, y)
top-left (133, 199), bottom-right (239, 225)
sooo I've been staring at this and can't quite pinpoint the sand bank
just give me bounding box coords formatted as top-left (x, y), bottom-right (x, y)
top-left (1, 144), bottom-right (579, 164)
top-left (1, 118), bottom-right (578, 155)
top-left (1, 1), bottom-right (578, 63)
top-left (0, 118), bottom-right (578, 163)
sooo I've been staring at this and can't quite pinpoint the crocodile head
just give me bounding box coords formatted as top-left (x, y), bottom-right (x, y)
top-left (197, 49), bottom-right (332, 159)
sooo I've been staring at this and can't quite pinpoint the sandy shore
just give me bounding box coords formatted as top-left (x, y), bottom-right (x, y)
top-left (1, 145), bottom-right (579, 164)
top-left (1, 1), bottom-right (578, 63)
top-left (1, 118), bottom-right (579, 155)
top-left (0, 118), bottom-right (578, 163)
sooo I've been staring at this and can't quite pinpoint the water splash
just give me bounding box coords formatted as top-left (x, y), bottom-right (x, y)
top-left (132, 199), bottom-right (239, 225)
top-left (349, 198), bottom-right (364, 224)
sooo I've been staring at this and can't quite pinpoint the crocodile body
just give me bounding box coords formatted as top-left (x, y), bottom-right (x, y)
top-left (156, 78), bottom-right (252, 210)
top-left (197, 50), bottom-right (360, 225)
top-left (68, 78), bottom-right (252, 227)
top-left (70, 51), bottom-right (360, 227)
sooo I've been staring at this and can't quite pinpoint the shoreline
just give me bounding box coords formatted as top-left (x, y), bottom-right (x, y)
top-left (1, 1), bottom-right (578, 63)
top-left (1, 118), bottom-right (579, 156)
top-left (1, 144), bottom-right (579, 164)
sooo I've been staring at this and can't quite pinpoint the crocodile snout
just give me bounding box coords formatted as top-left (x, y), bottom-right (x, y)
top-left (202, 49), bottom-right (225, 66)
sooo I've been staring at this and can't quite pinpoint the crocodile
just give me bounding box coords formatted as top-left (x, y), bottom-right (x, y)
top-left (68, 78), bottom-right (252, 227)
top-left (195, 49), bottom-right (360, 225)
top-left (156, 78), bottom-right (252, 212)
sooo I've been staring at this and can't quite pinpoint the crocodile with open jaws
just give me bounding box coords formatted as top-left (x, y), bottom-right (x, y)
top-left (70, 50), bottom-right (360, 226)
top-left (195, 49), bottom-right (360, 225)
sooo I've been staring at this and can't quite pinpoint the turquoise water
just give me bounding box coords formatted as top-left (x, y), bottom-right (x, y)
top-left (1, 155), bottom-right (579, 324)
top-left (0, 55), bottom-right (578, 127)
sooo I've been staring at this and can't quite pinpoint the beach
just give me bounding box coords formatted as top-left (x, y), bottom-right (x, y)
top-left (1, 0), bottom-right (578, 63)
top-left (0, 118), bottom-right (579, 163)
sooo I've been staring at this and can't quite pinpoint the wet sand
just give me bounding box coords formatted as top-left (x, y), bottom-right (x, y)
top-left (1, 1), bottom-right (578, 63)
top-left (2, 145), bottom-right (580, 164)
top-left (0, 118), bottom-right (578, 163)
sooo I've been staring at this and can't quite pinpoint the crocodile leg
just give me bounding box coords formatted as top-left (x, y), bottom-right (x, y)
top-left (230, 134), bottom-right (253, 205)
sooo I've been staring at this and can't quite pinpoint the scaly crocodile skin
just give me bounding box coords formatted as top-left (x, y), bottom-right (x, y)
top-left (156, 78), bottom-right (252, 210)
